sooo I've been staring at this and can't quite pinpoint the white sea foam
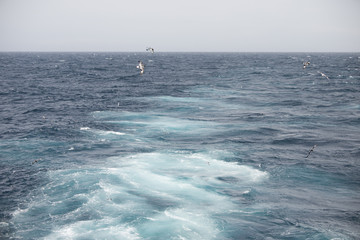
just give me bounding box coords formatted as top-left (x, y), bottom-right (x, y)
top-left (100, 130), bottom-right (125, 136)
top-left (80, 126), bottom-right (126, 138)
top-left (13, 110), bottom-right (269, 239)
top-left (12, 150), bottom-right (267, 239)
top-left (47, 221), bottom-right (141, 240)
top-left (92, 111), bottom-right (219, 135)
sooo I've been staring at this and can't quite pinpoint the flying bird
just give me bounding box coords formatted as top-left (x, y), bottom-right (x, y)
top-left (303, 61), bottom-right (310, 69)
top-left (31, 158), bottom-right (42, 165)
top-left (146, 47), bottom-right (154, 53)
top-left (137, 61), bottom-right (145, 74)
top-left (305, 145), bottom-right (317, 158)
top-left (318, 71), bottom-right (330, 80)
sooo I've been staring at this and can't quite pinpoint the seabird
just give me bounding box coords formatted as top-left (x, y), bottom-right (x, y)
top-left (318, 71), bottom-right (330, 80)
top-left (31, 158), bottom-right (41, 165)
top-left (146, 47), bottom-right (154, 53)
top-left (136, 61), bottom-right (145, 74)
top-left (305, 145), bottom-right (317, 158)
top-left (303, 61), bottom-right (310, 69)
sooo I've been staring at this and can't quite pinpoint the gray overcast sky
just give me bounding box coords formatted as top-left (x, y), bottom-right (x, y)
top-left (0, 0), bottom-right (359, 52)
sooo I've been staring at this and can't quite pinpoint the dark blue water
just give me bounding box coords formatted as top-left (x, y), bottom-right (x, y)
top-left (1, 52), bottom-right (359, 239)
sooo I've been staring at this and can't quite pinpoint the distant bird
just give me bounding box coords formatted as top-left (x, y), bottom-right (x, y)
top-left (146, 47), bottom-right (154, 53)
top-left (303, 61), bottom-right (310, 69)
top-left (318, 71), bottom-right (330, 80)
top-left (137, 61), bottom-right (145, 74)
top-left (305, 145), bottom-right (317, 158)
top-left (31, 158), bottom-right (41, 165)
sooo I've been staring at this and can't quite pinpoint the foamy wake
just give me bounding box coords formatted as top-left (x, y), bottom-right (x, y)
top-left (12, 151), bottom-right (267, 239)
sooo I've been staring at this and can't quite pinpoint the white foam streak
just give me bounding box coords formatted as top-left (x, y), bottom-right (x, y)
top-left (82, 127), bottom-right (125, 136)
top-left (102, 130), bottom-right (125, 136)
top-left (48, 220), bottom-right (141, 240)
top-left (92, 111), bottom-right (219, 135)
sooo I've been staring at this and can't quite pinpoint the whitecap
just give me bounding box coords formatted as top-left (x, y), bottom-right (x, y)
top-left (100, 130), bottom-right (125, 136)
top-left (0, 222), bottom-right (9, 227)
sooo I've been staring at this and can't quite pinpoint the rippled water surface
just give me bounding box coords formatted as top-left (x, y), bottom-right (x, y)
top-left (1, 53), bottom-right (359, 239)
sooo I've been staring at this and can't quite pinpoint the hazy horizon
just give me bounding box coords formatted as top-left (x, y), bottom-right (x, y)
top-left (1, 51), bottom-right (360, 53)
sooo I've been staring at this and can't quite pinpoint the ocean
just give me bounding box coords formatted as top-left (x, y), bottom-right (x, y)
top-left (0, 52), bottom-right (359, 240)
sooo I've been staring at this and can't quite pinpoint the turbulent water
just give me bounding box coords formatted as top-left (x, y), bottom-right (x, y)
top-left (0, 52), bottom-right (359, 239)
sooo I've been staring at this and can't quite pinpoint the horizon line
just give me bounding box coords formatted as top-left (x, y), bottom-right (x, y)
top-left (1, 50), bottom-right (359, 54)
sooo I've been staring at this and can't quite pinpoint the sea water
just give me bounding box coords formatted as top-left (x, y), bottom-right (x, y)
top-left (0, 53), bottom-right (359, 239)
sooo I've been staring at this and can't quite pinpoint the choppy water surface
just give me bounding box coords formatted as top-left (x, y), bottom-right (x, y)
top-left (1, 53), bottom-right (359, 239)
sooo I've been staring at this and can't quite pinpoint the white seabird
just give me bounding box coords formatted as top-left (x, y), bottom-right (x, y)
top-left (318, 71), bottom-right (330, 80)
top-left (137, 61), bottom-right (145, 74)
top-left (146, 47), bottom-right (154, 53)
